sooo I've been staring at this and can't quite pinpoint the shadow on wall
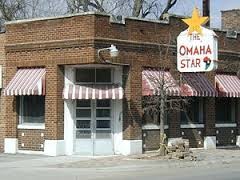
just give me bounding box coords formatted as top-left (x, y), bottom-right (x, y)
top-left (122, 65), bottom-right (142, 140)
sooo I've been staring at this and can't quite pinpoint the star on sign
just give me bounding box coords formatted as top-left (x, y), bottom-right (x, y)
top-left (182, 7), bottom-right (209, 35)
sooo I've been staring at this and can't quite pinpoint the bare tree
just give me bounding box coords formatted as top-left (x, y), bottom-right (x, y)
top-left (0, 0), bottom-right (26, 21)
top-left (0, 0), bottom-right (66, 22)
top-left (143, 68), bottom-right (188, 156)
top-left (131, 0), bottom-right (178, 19)
top-left (132, 0), bottom-right (143, 17)
top-left (142, 31), bottom-right (188, 156)
top-left (159, 0), bottom-right (177, 20)
top-left (65, 0), bottom-right (109, 13)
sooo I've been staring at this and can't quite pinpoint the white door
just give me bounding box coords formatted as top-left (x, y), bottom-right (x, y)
top-left (75, 99), bottom-right (114, 155)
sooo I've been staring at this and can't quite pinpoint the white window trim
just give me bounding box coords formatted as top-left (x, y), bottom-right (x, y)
top-left (180, 124), bottom-right (205, 129)
top-left (17, 123), bottom-right (45, 130)
top-left (215, 123), bottom-right (237, 128)
top-left (142, 124), bottom-right (169, 130)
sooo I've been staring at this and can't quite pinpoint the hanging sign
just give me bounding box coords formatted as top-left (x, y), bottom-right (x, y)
top-left (177, 8), bottom-right (218, 72)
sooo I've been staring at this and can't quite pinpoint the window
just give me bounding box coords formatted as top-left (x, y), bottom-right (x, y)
top-left (143, 111), bottom-right (168, 126)
top-left (76, 99), bottom-right (91, 139)
top-left (75, 68), bottom-right (112, 83)
top-left (19, 96), bottom-right (45, 124)
top-left (216, 98), bottom-right (236, 123)
top-left (181, 97), bottom-right (203, 124)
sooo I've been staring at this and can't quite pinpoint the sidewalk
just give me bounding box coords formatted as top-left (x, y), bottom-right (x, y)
top-left (54, 147), bottom-right (240, 169)
top-left (0, 148), bottom-right (240, 169)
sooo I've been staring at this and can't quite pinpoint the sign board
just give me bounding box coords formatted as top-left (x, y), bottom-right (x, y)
top-left (177, 8), bottom-right (218, 72)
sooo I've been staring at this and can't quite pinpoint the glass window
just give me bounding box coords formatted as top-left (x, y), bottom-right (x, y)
top-left (76, 69), bottom-right (95, 83)
top-left (75, 68), bottom-right (112, 83)
top-left (96, 69), bottom-right (111, 83)
top-left (76, 130), bottom-right (91, 139)
top-left (97, 120), bottom-right (110, 128)
top-left (96, 130), bottom-right (111, 139)
top-left (20, 96), bottom-right (45, 124)
top-left (216, 98), bottom-right (235, 123)
top-left (143, 110), bottom-right (168, 125)
top-left (76, 109), bottom-right (91, 118)
top-left (77, 99), bottom-right (91, 107)
top-left (76, 120), bottom-right (91, 129)
top-left (181, 97), bottom-right (203, 124)
top-left (97, 99), bottom-right (111, 107)
top-left (96, 109), bottom-right (111, 117)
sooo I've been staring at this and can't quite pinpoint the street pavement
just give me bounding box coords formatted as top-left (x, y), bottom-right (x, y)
top-left (0, 148), bottom-right (240, 180)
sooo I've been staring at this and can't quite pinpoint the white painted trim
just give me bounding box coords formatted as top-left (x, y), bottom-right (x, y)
top-left (204, 136), bottom-right (216, 149)
top-left (180, 124), bottom-right (204, 129)
top-left (142, 124), bottom-right (169, 130)
top-left (120, 140), bottom-right (142, 155)
top-left (18, 150), bottom-right (44, 155)
top-left (17, 124), bottom-right (45, 130)
top-left (215, 123), bottom-right (237, 128)
top-left (4, 138), bottom-right (18, 154)
top-left (44, 140), bottom-right (65, 156)
top-left (236, 136), bottom-right (240, 147)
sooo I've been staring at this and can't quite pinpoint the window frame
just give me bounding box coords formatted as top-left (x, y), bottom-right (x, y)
top-left (75, 68), bottom-right (113, 84)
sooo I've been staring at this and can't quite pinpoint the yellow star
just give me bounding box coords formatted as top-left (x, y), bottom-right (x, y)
top-left (182, 7), bottom-right (209, 35)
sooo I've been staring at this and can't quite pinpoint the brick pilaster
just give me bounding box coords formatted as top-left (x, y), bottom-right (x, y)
top-left (123, 65), bottom-right (142, 140)
top-left (168, 111), bottom-right (181, 138)
top-left (45, 65), bottom-right (64, 140)
top-left (205, 97), bottom-right (216, 136)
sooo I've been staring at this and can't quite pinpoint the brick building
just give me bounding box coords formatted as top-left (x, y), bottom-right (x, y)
top-left (222, 9), bottom-right (240, 31)
top-left (0, 10), bottom-right (239, 156)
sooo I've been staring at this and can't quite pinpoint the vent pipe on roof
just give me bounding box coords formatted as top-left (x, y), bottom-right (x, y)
top-left (203, 0), bottom-right (210, 27)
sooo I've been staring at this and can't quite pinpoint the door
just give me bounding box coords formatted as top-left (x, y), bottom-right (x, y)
top-left (75, 99), bottom-right (114, 155)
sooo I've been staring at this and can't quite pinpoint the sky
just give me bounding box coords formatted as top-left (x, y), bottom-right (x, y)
top-left (170, 0), bottom-right (240, 28)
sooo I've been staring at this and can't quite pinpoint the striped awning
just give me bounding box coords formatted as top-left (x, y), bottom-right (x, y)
top-left (215, 74), bottom-right (240, 97)
top-left (142, 68), bottom-right (181, 96)
top-left (63, 84), bottom-right (124, 100)
top-left (4, 68), bottom-right (46, 96)
top-left (181, 73), bottom-right (217, 97)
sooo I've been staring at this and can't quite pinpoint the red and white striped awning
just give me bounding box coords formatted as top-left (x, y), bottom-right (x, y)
top-left (215, 74), bottom-right (240, 97)
top-left (4, 68), bottom-right (46, 96)
top-left (142, 68), bottom-right (181, 96)
top-left (181, 73), bottom-right (217, 97)
top-left (63, 84), bottom-right (124, 100)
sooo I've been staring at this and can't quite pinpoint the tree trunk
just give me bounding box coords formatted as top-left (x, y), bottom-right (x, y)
top-left (159, 96), bottom-right (166, 156)
top-left (132, 0), bottom-right (143, 17)
top-left (159, 0), bottom-right (177, 20)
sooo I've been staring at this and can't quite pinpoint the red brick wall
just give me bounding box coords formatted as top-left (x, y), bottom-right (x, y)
top-left (18, 129), bottom-right (44, 151)
top-left (216, 127), bottom-right (236, 146)
top-left (181, 128), bottom-right (204, 148)
top-left (0, 33), bottom-right (5, 152)
top-left (142, 129), bottom-right (169, 151)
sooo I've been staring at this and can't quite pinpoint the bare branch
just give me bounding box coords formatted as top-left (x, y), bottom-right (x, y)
top-left (159, 0), bottom-right (177, 20)
top-left (132, 0), bottom-right (143, 17)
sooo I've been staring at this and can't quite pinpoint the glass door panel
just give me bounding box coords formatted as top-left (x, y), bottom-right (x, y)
top-left (74, 99), bottom-right (113, 155)
top-left (75, 99), bottom-right (93, 155)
